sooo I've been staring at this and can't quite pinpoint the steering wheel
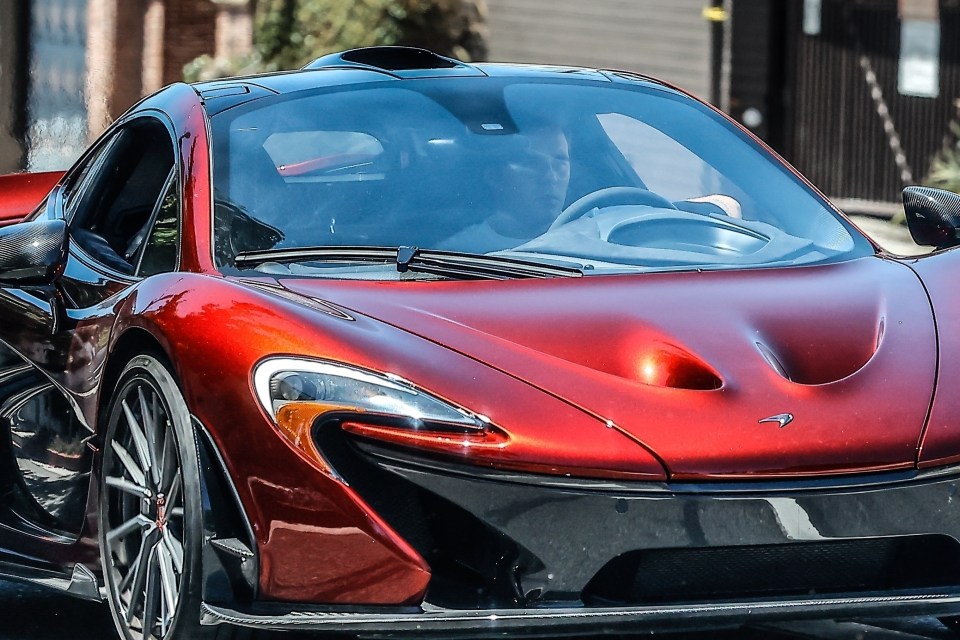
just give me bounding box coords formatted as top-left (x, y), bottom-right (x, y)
top-left (549, 186), bottom-right (676, 230)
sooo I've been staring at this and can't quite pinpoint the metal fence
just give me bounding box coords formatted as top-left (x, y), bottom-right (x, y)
top-left (783, 0), bottom-right (960, 204)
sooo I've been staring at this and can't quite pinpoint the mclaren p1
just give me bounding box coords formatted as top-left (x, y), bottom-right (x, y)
top-left (1, 46), bottom-right (960, 639)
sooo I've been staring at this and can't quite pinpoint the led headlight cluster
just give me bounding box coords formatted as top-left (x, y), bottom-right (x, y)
top-left (253, 358), bottom-right (485, 431)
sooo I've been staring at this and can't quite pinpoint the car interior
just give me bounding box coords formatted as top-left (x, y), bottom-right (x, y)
top-left (65, 118), bottom-right (176, 276)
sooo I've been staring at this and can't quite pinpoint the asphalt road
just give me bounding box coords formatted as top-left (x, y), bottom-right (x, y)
top-left (1, 579), bottom-right (958, 640)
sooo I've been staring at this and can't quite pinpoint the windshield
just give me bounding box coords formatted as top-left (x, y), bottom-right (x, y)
top-left (210, 76), bottom-right (873, 278)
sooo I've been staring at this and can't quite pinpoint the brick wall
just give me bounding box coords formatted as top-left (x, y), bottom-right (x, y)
top-left (112, 0), bottom-right (147, 116)
top-left (85, 0), bottom-right (220, 137)
top-left (162, 0), bottom-right (218, 85)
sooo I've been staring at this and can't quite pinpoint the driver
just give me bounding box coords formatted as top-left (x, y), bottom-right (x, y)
top-left (441, 125), bottom-right (571, 252)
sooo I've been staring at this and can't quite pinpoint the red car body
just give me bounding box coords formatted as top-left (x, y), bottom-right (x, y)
top-left (3, 47), bottom-right (960, 638)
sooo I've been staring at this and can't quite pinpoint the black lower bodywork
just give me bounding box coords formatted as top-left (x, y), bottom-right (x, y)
top-left (203, 431), bottom-right (960, 635)
top-left (6, 403), bottom-right (960, 636)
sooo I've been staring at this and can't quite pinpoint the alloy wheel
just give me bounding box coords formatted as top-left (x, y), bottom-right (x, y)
top-left (102, 374), bottom-right (186, 639)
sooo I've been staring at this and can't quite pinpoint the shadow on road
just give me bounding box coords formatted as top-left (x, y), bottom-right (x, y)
top-left (0, 581), bottom-right (115, 639)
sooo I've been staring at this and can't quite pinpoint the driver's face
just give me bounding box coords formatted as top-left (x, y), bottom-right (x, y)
top-left (501, 129), bottom-right (571, 230)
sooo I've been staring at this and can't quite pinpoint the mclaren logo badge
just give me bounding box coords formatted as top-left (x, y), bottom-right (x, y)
top-left (759, 413), bottom-right (794, 428)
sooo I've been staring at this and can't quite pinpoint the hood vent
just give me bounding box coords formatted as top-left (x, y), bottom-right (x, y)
top-left (754, 315), bottom-right (884, 386)
top-left (631, 345), bottom-right (723, 391)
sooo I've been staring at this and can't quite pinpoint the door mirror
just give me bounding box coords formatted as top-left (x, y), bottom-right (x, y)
top-left (0, 219), bottom-right (69, 285)
top-left (903, 186), bottom-right (960, 249)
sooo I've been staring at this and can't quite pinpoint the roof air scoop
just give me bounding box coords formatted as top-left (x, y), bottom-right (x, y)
top-left (305, 46), bottom-right (486, 77)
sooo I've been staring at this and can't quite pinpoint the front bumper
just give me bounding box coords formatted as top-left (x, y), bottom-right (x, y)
top-left (206, 440), bottom-right (960, 634)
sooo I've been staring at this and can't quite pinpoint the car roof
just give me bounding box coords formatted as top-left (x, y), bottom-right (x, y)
top-left (191, 46), bottom-right (679, 115)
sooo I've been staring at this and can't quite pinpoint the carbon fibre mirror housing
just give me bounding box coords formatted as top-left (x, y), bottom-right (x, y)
top-left (0, 218), bottom-right (69, 285)
top-left (903, 186), bottom-right (960, 249)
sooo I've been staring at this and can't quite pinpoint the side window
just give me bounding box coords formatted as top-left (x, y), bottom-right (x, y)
top-left (63, 136), bottom-right (120, 221)
top-left (68, 118), bottom-right (176, 275)
top-left (136, 171), bottom-right (180, 276)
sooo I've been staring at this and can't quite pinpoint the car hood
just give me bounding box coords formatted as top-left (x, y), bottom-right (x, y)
top-left (278, 256), bottom-right (936, 479)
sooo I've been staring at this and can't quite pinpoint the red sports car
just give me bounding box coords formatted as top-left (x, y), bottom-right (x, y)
top-left (2, 46), bottom-right (960, 640)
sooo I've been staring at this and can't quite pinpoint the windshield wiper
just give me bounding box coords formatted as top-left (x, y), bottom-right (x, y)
top-left (233, 246), bottom-right (583, 279)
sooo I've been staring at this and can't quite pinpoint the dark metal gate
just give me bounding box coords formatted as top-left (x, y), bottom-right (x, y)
top-left (781, 0), bottom-right (960, 204)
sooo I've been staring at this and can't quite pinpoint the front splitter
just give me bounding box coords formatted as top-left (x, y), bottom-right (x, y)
top-left (201, 592), bottom-right (960, 637)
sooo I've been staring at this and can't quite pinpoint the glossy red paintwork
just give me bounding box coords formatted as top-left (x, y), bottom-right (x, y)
top-left (114, 270), bottom-right (668, 601)
top-left (0, 171), bottom-right (62, 225)
top-left (117, 253), bottom-right (936, 600)
top-left (909, 248), bottom-right (960, 467)
top-left (106, 85), bottom-right (666, 602)
top-left (133, 82), bottom-right (215, 274)
top-left (281, 256), bottom-right (936, 479)
top-left (113, 274), bottom-right (429, 603)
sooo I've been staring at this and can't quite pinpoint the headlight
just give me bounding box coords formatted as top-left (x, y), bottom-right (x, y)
top-left (254, 358), bottom-right (485, 431)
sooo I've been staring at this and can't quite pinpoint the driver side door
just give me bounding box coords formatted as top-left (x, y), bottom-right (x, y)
top-left (0, 114), bottom-right (179, 540)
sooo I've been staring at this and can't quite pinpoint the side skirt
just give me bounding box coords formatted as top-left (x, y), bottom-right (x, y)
top-left (0, 561), bottom-right (101, 602)
top-left (200, 592), bottom-right (960, 637)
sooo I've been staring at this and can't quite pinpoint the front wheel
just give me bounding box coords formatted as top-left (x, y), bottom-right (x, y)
top-left (98, 354), bottom-right (239, 640)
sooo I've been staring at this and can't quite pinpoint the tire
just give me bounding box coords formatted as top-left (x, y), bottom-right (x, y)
top-left (98, 354), bottom-right (247, 640)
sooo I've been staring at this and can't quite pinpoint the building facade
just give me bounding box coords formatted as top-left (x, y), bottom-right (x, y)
top-left (0, 0), bottom-right (232, 172)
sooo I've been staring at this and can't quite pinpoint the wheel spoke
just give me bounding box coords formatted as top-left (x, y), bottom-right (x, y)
top-left (142, 545), bottom-right (160, 639)
top-left (151, 390), bottom-right (163, 456)
top-left (106, 476), bottom-right (152, 500)
top-left (168, 507), bottom-right (184, 519)
top-left (159, 583), bottom-right (169, 638)
top-left (113, 442), bottom-right (147, 488)
top-left (107, 514), bottom-right (153, 545)
top-left (166, 471), bottom-right (181, 509)
top-left (159, 427), bottom-right (177, 494)
top-left (118, 558), bottom-right (136, 594)
top-left (161, 528), bottom-right (184, 575)
top-left (123, 397), bottom-right (154, 481)
top-left (139, 387), bottom-right (163, 488)
top-left (157, 543), bottom-right (179, 626)
top-left (124, 528), bottom-right (157, 625)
